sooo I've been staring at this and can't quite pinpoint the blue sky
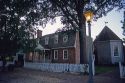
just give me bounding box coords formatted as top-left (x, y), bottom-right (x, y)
top-left (39, 9), bottom-right (124, 40)
top-left (91, 9), bottom-right (124, 39)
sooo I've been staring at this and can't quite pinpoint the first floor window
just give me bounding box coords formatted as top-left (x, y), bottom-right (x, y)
top-left (63, 50), bottom-right (68, 60)
top-left (114, 46), bottom-right (119, 57)
top-left (54, 50), bottom-right (58, 60)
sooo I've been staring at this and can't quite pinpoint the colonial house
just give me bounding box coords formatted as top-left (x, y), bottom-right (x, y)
top-left (25, 30), bottom-right (82, 64)
top-left (94, 26), bottom-right (124, 65)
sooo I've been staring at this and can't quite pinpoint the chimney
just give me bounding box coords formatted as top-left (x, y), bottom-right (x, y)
top-left (37, 30), bottom-right (42, 38)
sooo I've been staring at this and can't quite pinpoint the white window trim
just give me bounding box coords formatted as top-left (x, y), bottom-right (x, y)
top-left (54, 50), bottom-right (58, 60)
top-left (63, 49), bottom-right (68, 60)
top-left (45, 37), bottom-right (49, 45)
top-left (113, 46), bottom-right (120, 57)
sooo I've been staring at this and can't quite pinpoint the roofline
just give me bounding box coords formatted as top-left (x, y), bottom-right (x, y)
top-left (94, 39), bottom-right (122, 42)
top-left (51, 46), bottom-right (75, 49)
top-left (42, 29), bottom-right (76, 37)
top-left (94, 26), bottom-right (121, 41)
top-left (109, 40), bottom-right (122, 42)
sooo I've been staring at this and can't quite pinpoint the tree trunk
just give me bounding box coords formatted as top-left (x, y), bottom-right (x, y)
top-left (79, 17), bottom-right (87, 64)
top-left (78, 1), bottom-right (87, 64)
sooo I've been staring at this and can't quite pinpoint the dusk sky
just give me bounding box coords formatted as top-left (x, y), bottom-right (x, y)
top-left (39, 8), bottom-right (124, 40)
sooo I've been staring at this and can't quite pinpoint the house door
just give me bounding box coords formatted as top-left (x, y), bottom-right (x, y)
top-left (17, 54), bottom-right (24, 67)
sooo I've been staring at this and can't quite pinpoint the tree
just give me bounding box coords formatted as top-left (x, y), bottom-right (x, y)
top-left (37, 0), bottom-right (125, 63)
top-left (0, 0), bottom-right (39, 55)
top-left (0, 0), bottom-right (124, 63)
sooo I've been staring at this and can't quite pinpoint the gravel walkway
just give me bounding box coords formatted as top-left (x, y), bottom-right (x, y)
top-left (0, 68), bottom-right (125, 83)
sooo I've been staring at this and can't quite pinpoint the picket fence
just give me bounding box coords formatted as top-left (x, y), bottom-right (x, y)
top-left (119, 62), bottom-right (125, 78)
top-left (24, 62), bottom-right (89, 73)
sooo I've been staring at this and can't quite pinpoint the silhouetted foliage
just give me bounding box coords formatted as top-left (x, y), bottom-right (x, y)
top-left (0, 0), bottom-right (39, 55)
top-left (0, 0), bottom-right (124, 58)
top-left (37, 0), bottom-right (125, 30)
top-left (37, 0), bottom-right (125, 63)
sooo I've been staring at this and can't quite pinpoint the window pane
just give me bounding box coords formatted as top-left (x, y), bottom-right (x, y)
top-left (63, 35), bottom-right (68, 42)
top-left (114, 47), bottom-right (119, 56)
top-left (63, 50), bottom-right (68, 59)
top-left (54, 50), bottom-right (58, 59)
top-left (45, 37), bottom-right (49, 45)
top-left (54, 35), bottom-right (58, 44)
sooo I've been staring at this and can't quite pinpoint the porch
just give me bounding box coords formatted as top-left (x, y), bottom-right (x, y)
top-left (26, 44), bottom-right (52, 63)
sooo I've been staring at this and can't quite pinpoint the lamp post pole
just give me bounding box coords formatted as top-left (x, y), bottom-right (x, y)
top-left (87, 21), bottom-right (93, 83)
top-left (83, 2), bottom-right (95, 82)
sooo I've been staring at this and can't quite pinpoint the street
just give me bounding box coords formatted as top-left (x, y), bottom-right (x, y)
top-left (0, 68), bottom-right (125, 83)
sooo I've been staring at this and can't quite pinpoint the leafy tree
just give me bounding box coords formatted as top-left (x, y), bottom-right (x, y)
top-left (0, 0), bottom-right (39, 55)
top-left (37, 0), bottom-right (125, 63)
top-left (0, 0), bottom-right (124, 63)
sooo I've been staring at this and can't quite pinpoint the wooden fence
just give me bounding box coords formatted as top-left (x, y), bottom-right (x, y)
top-left (24, 62), bottom-right (89, 74)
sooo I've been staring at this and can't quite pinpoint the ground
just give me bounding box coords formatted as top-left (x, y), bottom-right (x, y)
top-left (0, 68), bottom-right (125, 83)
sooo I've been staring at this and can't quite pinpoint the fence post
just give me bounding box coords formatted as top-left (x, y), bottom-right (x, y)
top-left (92, 55), bottom-right (95, 75)
top-left (119, 62), bottom-right (123, 78)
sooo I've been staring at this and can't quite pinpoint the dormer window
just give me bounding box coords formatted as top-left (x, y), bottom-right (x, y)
top-left (30, 43), bottom-right (33, 47)
top-left (45, 37), bottom-right (49, 45)
top-left (54, 34), bottom-right (58, 44)
top-left (63, 35), bottom-right (68, 43)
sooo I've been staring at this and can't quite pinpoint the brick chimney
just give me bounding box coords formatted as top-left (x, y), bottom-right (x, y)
top-left (37, 30), bottom-right (42, 38)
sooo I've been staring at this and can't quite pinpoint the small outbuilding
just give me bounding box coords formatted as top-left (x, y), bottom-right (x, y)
top-left (94, 26), bottom-right (124, 65)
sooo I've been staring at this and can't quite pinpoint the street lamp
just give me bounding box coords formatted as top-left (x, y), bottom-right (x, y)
top-left (84, 10), bottom-right (94, 22)
top-left (83, 3), bottom-right (95, 83)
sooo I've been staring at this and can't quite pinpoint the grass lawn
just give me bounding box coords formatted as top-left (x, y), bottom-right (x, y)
top-left (95, 66), bottom-right (116, 74)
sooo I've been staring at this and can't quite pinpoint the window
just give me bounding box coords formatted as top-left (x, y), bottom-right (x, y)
top-left (54, 35), bottom-right (58, 44)
top-left (54, 50), bottom-right (58, 60)
top-left (45, 37), bottom-right (49, 45)
top-left (30, 43), bottom-right (33, 47)
top-left (63, 35), bottom-right (68, 43)
top-left (63, 50), bottom-right (68, 60)
top-left (114, 46), bottom-right (119, 57)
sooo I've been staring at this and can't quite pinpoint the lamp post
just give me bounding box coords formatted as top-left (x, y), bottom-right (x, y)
top-left (83, 4), bottom-right (94, 83)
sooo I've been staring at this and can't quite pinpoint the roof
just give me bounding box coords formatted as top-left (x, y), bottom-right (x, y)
top-left (35, 44), bottom-right (44, 50)
top-left (94, 26), bottom-right (121, 42)
top-left (39, 30), bottom-right (76, 49)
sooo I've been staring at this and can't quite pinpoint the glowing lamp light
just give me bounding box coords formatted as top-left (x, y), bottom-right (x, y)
top-left (84, 10), bottom-right (94, 22)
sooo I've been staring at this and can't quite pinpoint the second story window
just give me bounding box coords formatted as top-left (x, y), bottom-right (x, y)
top-left (30, 43), bottom-right (33, 47)
top-left (45, 37), bottom-right (49, 45)
top-left (63, 35), bottom-right (68, 43)
top-left (54, 34), bottom-right (58, 44)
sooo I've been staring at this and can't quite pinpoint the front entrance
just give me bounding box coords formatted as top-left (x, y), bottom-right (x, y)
top-left (16, 53), bottom-right (25, 67)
